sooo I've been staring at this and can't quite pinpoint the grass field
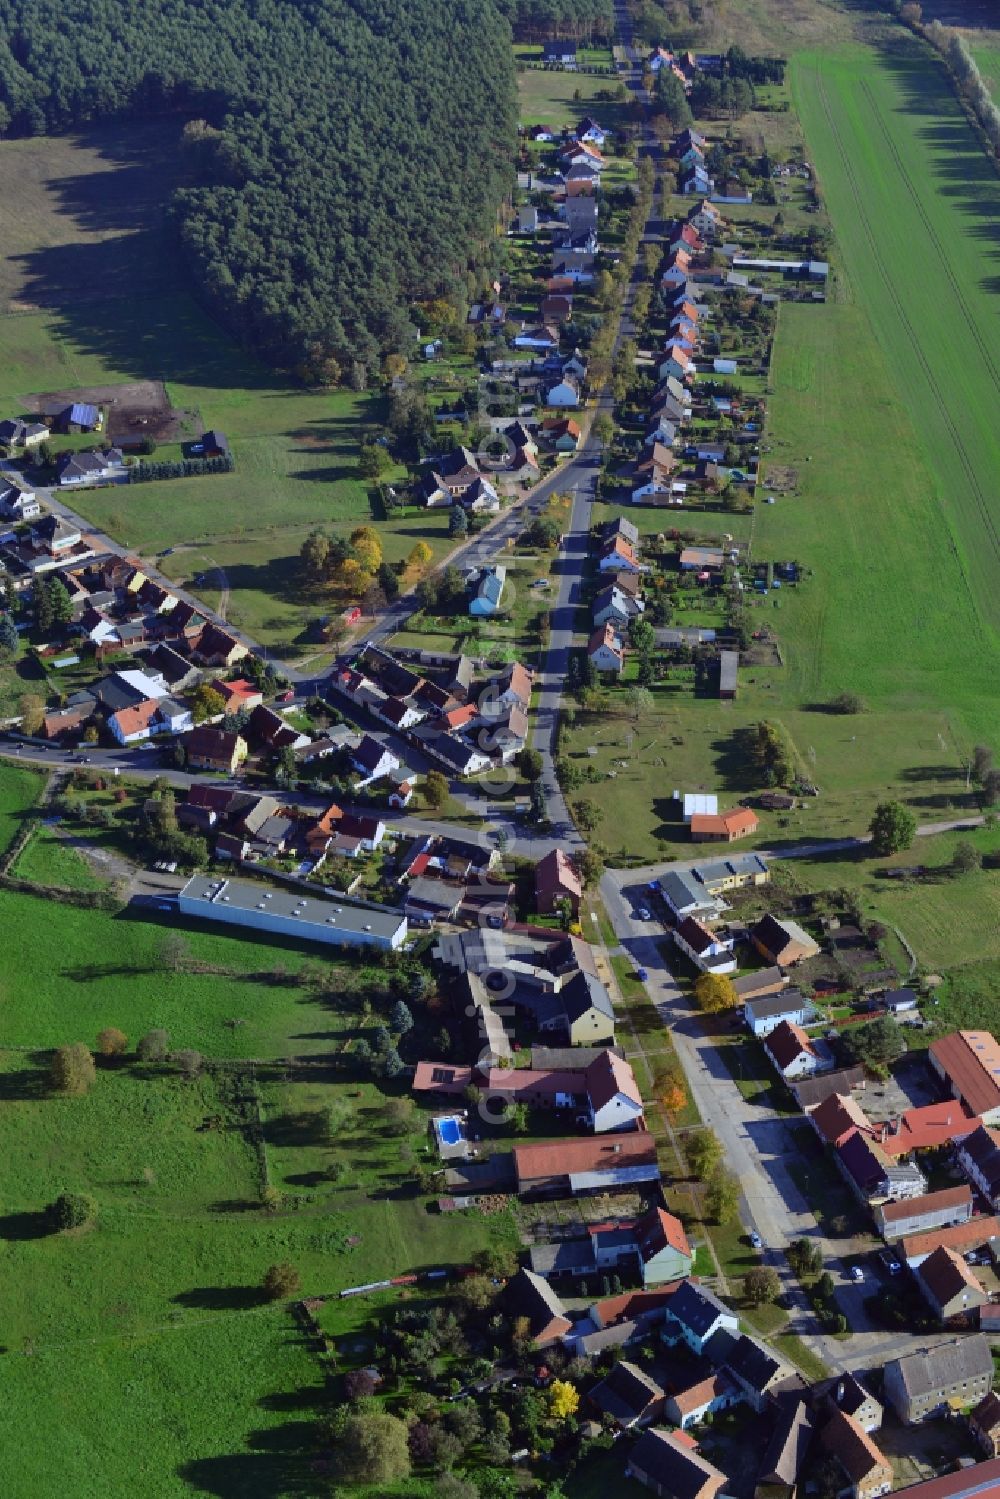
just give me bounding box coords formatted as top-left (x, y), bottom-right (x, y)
top-left (517, 68), bottom-right (628, 130)
top-left (0, 762), bottom-right (46, 851)
top-left (787, 43), bottom-right (1000, 700)
top-left (0, 122), bottom-right (415, 653)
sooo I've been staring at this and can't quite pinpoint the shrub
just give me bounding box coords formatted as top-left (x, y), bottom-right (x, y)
top-left (262, 1261), bottom-right (300, 1300)
top-left (50, 1191), bottom-right (98, 1231)
top-left (50, 1042), bottom-right (97, 1096)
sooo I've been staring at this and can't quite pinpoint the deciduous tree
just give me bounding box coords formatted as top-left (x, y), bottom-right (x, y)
top-left (743, 1265), bottom-right (780, 1305)
top-left (333, 1411), bottom-right (410, 1485)
top-left (50, 1042), bottom-right (96, 1096)
top-left (548, 1379), bottom-right (580, 1419)
top-left (262, 1261), bottom-right (301, 1300)
top-left (869, 800), bottom-right (916, 855)
top-left (694, 972), bottom-right (738, 1013)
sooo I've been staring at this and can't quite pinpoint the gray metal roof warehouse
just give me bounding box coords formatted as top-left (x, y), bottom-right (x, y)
top-left (178, 875), bottom-right (407, 950)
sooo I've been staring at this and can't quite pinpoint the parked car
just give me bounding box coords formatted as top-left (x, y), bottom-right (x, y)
top-left (849, 1266), bottom-right (864, 1283)
top-left (636, 967), bottom-right (648, 981)
top-left (748, 1230), bottom-right (762, 1249)
top-left (636, 906), bottom-right (651, 921)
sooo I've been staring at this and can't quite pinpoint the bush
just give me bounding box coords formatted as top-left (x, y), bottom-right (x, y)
top-left (49, 1191), bottom-right (98, 1232)
top-left (136, 1028), bottom-right (171, 1062)
top-left (50, 1042), bottom-right (97, 1096)
top-left (262, 1261), bottom-right (300, 1300)
top-left (96, 1027), bottom-right (129, 1056)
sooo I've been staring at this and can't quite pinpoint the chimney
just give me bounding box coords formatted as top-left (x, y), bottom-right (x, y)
top-left (612, 1143), bottom-right (621, 1154)
top-left (836, 1381), bottom-right (845, 1404)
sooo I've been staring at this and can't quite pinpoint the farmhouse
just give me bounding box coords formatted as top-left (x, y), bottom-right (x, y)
top-left (663, 1280), bottom-right (738, 1355)
top-left (808, 1091), bottom-right (874, 1148)
top-left (413, 1049), bottom-right (644, 1133)
top-left (819, 1410), bottom-right (893, 1499)
top-left (969, 1394), bottom-right (1000, 1458)
top-left (177, 875), bottom-right (407, 951)
top-left (658, 870), bottom-right (723, 923)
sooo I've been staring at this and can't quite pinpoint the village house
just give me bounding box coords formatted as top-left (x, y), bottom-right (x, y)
top-left (501, 1268), bottom-right (572, 1347)
top-left (470, 564), bottom-right (506, 617)
top-left (594, 583), bottom-right (644, 629)
top-left (883, 1336), bottom-right (994, 1424)
top-left (672, 915), bottom-right (736, 974)
top-left (764, 1019), bottom-right (830, 1080)
top-left (193, 622), bottom-right (248, 669)
top-left (819, 1409), bottom-right (893, 1499)
top-left (351, 734), bottom-right (400, 786)
top-left (590, 1361), bottom-right (666, 1430)
top-left (969, 1393), bottom-right (1000, 1458)
top-left (836, 1128), bottom-right (927, 1205)
top-left (664, 1373), bottom-right (741, 1432)
top-left (412, 1048), bottom-right (643, 1134)
top-left (750, 914), bottom-right (821, 968)
top-left (916, 1245), bottom-right (989, 1324)
top-left (588, 620), bottom-right (624, 675)
top-left (184, 725), bottom-right (248, 774)
top-left (957, 1123), bottom-right (1000, 1208)
top-left (627, 1430), bottom-right (726, 1499)
top-left (57, 448), bottom-right (125, 486)
top-left (663, 1280), bottom-right (738, 1356)
top-left (723, 1333), bottom-right (793, 1412)
top-left (0, 482), bottom-right (40, 520)
top-left (808, 1091), bottom-right (874, 1149)
top-left (745, 988), bottom-right (814, 1038)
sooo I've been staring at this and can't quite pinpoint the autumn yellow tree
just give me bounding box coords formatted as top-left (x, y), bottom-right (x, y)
top-left (407, 540), bottom-right (433, 576)
top-left (549, 1379), bottom-right (580, 1420)
top-left (655, 1059), bottom-right (688, 1120)
top-left (350, 525), bottom-right (383, 574)
top-left (334, 558), bottom-right (374, 597)
top-left (694, 972), bottom-right (738, 1013)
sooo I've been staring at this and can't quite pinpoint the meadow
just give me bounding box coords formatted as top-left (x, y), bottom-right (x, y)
top-left (516, 67), bottom-right (629, 130)
top-left (0, 123), bottom-right (414, 655)
top-left (0, 758), bottom-right (514, 1492)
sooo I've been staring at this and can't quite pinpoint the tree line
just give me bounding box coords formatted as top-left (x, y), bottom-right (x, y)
top-left (0, 0), bottom-right (518, 375)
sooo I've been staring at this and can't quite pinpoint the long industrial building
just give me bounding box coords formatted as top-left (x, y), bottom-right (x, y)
top-left (177, 874), bottom-right (408, 951)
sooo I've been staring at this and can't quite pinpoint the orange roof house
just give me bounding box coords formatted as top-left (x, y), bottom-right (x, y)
top-left (689, 808), bottom-right (759, 843)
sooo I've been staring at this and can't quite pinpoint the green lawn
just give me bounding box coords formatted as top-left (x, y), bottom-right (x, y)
top-left (13, 824), bottom-right (107, 890)
top-left (0, 761), bottom-right (46, 852)
top-left (786, 43), bottom-right (1000, 716)
top-left (0, 882), bottom-right (377, 1057)
top-left (517, 68), bottom-right (627, 131)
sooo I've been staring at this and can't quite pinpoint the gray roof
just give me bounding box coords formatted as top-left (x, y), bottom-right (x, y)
top-left (590, 1360), bottom-right (664, 1422)
top-left (888, 1336), bottom-right (993, 1399)
top-left (178, 874), bottom-right (405, 943)
top-left (560, 969), bottom-right (614, 1025)
top-left (405, 877), bottom-right (461, 914)
top-left (659, 870), bottom-right (720, 914)
top-left (758, 1400), bottom-right (815, 1487)
top-left (529, 1239), bottom-right (595, 1276)
top-left (667, 1279), bottom-right (731, 1337)
top-left (744, 989), bottom-right (812, 1021)
top-left (724, 1332), bottom-right (787, 1393)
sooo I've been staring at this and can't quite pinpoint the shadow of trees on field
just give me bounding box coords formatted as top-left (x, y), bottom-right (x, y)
top-left (173, 1284), bottom-right (269, 1312)
top-left (0, 1208), bottom-right (52, 1241)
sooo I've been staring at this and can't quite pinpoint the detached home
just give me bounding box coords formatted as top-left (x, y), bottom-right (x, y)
top-left (884, 1336), bottom-right (993, 1424)
top-left (744, 988), bottom-right (813, 1038)
top-left (764, 1019), bottom-right (828, 1080)
top-left (587, 621), bottom-right (624, 675)
top-left (626, 1429), bottom-right (726, 1499)
top-left (750, 914), bottom-right (820, 968)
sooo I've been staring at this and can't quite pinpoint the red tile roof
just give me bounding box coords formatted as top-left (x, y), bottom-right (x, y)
top-left (930, 1031), bottom-right (1000, 1117)
top-left (902, 1214), bottom-right (1000, 1264)
top-left (879, 1185), bottom-right (972, 1224)
top-left (878, 1099), bottom-right (979, 1156)
top-left (514, 1133), bottom-right (657, 1183)
top-left (808, 1091), bottom-right (871, 1146)
top-left (636, 1205), bottom-right (691, 1262)
top-left (765, 1020), bottom-right (818, 1071)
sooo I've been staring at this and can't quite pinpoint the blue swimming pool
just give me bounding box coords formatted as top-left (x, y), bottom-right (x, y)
top-left (437, 1117), bottom-right (462, 1147)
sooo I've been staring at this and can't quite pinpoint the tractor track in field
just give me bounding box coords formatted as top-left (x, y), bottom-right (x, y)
top-left (813, 67), bottom-right (1000, 573)
top-left (859, 78), bottom-right (1000, 401)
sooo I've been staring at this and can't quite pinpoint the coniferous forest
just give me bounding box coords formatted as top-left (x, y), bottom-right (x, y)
top-left (0, 0), bottom-right (522, 374)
